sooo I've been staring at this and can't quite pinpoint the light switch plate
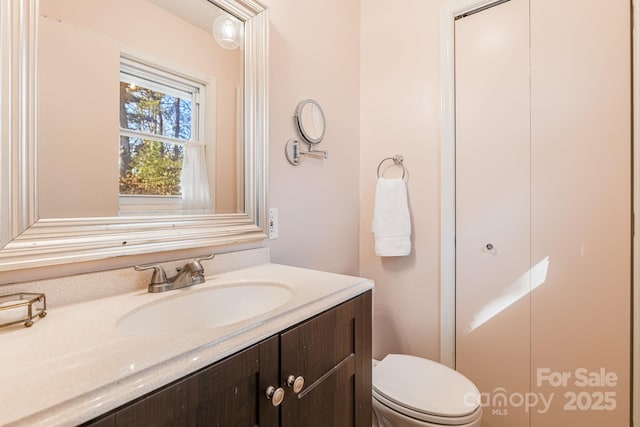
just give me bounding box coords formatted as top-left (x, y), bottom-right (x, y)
top-left (268, 208), bottom-right (279, 239)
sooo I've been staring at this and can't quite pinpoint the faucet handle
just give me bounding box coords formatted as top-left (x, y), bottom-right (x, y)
top-left (184, 254), bottom-right (215, 284)
top-left (134, 264), bottom-right (171, 293)
top-left (187, 254), bottom-right (215, 272)
top-left (194, 254), bottom-right (215, 265)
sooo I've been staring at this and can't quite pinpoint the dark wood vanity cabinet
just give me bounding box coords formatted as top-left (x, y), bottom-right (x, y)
top-left (88, 338), bottom-right (279, 427)
top-left (85, 290), bottom-right (372, 427)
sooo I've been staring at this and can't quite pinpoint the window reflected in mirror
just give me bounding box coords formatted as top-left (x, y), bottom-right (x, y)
top-left (119, 57), bottom-right (211, 213)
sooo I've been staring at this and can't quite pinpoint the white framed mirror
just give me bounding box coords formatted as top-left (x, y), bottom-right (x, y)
top-left (0, 0), bottom-right (268, 272)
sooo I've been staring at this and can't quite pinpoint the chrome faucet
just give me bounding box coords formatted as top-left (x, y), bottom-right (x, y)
top-left (134, 254), bottom-right (215, 293)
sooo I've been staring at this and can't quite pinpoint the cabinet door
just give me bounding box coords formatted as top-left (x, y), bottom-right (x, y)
top-left (280, 291), bottom-right (372, 427)
top-left (87, 336), bottom-right (279, 427)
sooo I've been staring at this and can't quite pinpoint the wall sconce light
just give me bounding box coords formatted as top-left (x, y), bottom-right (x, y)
top-left (212, 13), bottom-right (242, 50)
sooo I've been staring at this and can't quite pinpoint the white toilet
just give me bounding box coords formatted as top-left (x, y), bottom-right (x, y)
top-left (372, 354), bottom-right (482, 427)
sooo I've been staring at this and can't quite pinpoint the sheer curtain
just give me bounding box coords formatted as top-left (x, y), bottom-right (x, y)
top-left (181, 144), bottom-right (211, 211)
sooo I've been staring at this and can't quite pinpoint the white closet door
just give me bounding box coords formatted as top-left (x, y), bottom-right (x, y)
top-left (455, 0), bottom-right (631, 426)
top-left (530, 0), bottom-right (630, 425)
top-left (455, 1), bottom-right (531, 426)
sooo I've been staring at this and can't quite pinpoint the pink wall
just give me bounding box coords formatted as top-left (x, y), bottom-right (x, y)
top-left (38, 16), bottom-right (120, 217)
top-left (360, 0), bottom-right (446, 361)
top-left (263, 0), bottom-right (361, 276)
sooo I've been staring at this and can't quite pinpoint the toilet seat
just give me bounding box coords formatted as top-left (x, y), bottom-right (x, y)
top-left (373, 390), bottom-right (482, 426)
top-left (373, 354), bottom-right (482, 425)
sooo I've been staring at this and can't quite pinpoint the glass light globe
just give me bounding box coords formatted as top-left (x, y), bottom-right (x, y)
top-left (213, 14), bottom-right (242, 50)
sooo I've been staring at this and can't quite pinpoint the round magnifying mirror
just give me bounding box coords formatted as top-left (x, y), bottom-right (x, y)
top-left (295, 99), bottom-right (326, 144)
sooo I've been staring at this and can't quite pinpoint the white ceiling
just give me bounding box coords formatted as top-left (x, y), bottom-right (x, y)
top-left (146, 0), bottom-right (223, 32)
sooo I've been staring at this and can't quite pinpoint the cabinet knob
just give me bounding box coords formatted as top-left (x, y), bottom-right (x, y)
top-left (265, 386), bottom-right (285, 406)
top-left (286, 375), bottom-right (305, 394)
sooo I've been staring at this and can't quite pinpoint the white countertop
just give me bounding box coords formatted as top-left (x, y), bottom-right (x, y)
top-left (0, 263), bottom-right (373, 426)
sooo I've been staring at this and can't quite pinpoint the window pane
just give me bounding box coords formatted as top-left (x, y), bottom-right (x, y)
top-left (119, 80), bottom-right (193, 141)
top-left (119, 137), bottom-right (184, 196)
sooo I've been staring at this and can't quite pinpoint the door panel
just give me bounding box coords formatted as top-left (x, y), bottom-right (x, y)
top-left (455, 1), bottom-right (531, 426)
top-left (529, 0), bottom-right (631, 425)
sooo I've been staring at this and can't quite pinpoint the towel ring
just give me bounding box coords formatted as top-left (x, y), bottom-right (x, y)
top-left (377, 155), bottom-right (406, 179)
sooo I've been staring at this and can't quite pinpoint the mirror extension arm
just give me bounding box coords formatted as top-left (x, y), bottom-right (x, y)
top-left (285, 139), bottom-right (328, 166)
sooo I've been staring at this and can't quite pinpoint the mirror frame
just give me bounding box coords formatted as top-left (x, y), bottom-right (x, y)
top-left (0, 0), bottom-right (269, 271)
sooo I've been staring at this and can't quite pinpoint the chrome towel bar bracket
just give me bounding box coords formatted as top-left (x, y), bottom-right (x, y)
top-left (377, 154), bottom-right (407, 179)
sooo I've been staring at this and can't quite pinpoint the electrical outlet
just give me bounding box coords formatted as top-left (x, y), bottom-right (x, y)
top-left (269, 208), bottom-right (279, 239)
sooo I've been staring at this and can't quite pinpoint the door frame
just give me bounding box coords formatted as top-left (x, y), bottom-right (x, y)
top-left (632, 2), bottom-right (639, 425)
top-left (439, 0), bottom-right (638, 425)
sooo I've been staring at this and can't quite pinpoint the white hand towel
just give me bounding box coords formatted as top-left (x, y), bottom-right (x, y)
top-left (372, 178), bottom-right (411, 256)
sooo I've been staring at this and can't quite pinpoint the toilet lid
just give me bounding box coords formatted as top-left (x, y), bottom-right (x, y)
top-left (373, 354), bottom-right (481, 418)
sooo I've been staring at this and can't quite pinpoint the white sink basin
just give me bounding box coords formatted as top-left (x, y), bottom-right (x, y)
top-left (116, 281), bottom-right (294, 337)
